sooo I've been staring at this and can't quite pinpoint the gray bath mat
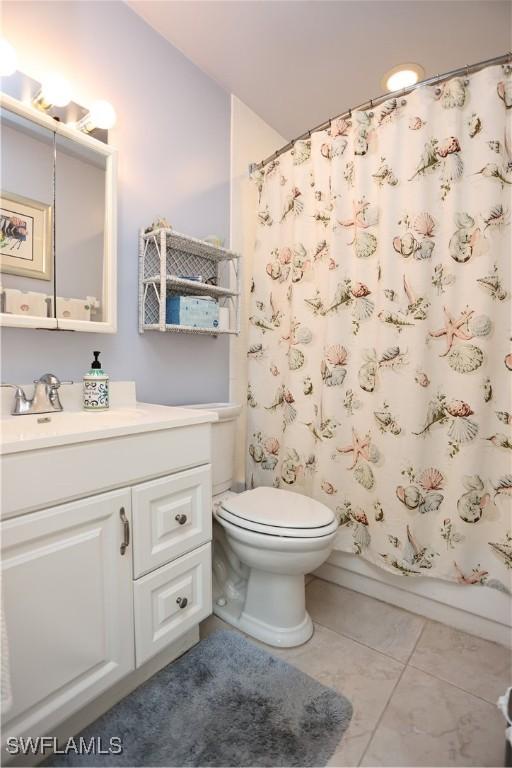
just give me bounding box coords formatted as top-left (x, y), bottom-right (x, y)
top-left (44, 629), bottom-right (352, 767)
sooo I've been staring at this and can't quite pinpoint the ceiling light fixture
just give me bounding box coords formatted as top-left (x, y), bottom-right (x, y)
top-left (77, 100), bottom-right (117, 133)
top-left (33, 72), bottom-right (72, 110)
top-left (383, 63), bottom-right (425, 93)
top-left (0, 38), bottom-right (17, 77)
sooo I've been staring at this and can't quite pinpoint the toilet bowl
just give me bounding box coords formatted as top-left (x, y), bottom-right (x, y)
top-left (186, 403), bottom-right (338, 647)
top-left (213, 487), bottom-right (338, 647)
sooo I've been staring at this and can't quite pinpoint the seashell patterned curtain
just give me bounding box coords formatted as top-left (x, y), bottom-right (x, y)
top-left (247, 62), bottom-right (511, 590)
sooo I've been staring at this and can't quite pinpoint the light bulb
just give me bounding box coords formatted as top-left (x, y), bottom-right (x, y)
top-left (383, 63), bottom-right (424, 93)
top-left (387, 69), bottom-right (419, 91)
top-left (0, 38), bottom-right (17, 77)
top-left (39, 72), bottom-right (72, 107)
top-left (89, 100), bottom-right (116, 129)
top-left (78, 100), bottom-right (116, 133)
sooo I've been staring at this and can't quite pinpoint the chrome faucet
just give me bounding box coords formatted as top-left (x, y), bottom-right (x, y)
top-left (1, 374), bottom-right (73, 416)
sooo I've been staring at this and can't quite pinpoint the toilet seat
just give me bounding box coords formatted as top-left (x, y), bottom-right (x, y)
top-left (217, 486), bottom-right (338, 539)
top-left (215, 506), bottom-right (338, 538)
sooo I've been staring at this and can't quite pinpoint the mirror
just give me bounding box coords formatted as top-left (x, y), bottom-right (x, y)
top-left (55, 135), bottom-right (106, 324)
top-left (0, 94), bottom-right (117, 332)
top-left (0, 108), bottom-right (55, 327)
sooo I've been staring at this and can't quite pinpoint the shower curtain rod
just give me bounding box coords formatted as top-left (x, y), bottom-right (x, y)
top-left (248, 51), bottom-right (511, 173)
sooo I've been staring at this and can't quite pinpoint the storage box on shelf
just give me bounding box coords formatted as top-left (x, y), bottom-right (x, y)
top-left (138, 228), bottom-right (241, 335)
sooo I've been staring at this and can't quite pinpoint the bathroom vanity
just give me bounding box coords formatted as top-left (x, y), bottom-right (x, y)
top-left (0, 383), bottom-right (216, 754)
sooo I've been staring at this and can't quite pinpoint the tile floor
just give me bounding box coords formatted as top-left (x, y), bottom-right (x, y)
top-left (200, 576), bottom-right (510, 767)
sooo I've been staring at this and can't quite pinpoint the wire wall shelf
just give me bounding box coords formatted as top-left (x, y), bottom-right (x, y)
top-left (138, 228), bottom-right (241, 336)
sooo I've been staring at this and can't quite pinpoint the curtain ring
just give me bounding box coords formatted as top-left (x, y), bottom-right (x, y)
top-left (348, 108), bottom-right (352, 119)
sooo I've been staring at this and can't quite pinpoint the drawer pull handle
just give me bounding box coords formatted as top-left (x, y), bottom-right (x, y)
top-left (175, 514), bottom-right (187, 525)
top-left (176, 597), bottom-right (188, 609)
top-left (120, 507), bottom-right (130, 555)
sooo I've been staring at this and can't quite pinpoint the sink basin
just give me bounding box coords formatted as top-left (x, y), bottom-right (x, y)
top-left (0, 382), bottom-right (219, 521)
top-left (0, 403), bottom-right (217, 455)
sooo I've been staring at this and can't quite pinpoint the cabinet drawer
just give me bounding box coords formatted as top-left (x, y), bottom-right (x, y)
top-left (132, 465), bottom-right (212, 578)
top-left (134, 542), bottom-right (211, 666)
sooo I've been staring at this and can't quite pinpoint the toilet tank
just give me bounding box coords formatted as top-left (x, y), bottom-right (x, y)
top-left (186, 403), bottom-right (241, 495)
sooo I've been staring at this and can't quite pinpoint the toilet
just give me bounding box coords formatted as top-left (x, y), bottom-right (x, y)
top-left (188, 403), bottom-right (338, 647)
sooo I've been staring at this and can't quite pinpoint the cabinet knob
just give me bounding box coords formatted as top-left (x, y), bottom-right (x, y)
top-left (175, 514), bottom-right (187, 525)
top-left (176, 597), bottom-right (188, 609)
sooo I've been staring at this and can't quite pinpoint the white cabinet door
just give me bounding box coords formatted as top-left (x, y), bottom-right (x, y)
top-left (131, 465), bottom-right (212, 578)
top-left (1, 489), bottom-right (134, 742)
top-left (134, 543), bottom-right (211, 666)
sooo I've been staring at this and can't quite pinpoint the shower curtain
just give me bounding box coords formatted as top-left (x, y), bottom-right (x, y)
top-left (246, 62), bottom-right (511, 590)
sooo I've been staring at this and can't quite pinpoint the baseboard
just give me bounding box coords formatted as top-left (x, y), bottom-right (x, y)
top-left (315, 555), bottom-right (511, 647)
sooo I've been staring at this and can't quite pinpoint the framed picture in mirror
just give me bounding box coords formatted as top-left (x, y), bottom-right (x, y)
top-left (0, 191), bottom-right (52, 280)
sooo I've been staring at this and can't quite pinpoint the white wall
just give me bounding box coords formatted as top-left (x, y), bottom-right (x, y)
top-left (229, 96), bottom-right (286, 489)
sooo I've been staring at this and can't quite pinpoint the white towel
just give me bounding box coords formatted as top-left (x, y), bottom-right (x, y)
top-left (498, 687), bottom-right (512, 745)
top-left (1, 600), bottom-right (13, 715)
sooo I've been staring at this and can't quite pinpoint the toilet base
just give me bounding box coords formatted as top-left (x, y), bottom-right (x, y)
top-left (212, 520), bottom-right (327, 648)
top-left (213, 600), bottom-right (314, 647)
top-left (213, 565), bottom-right (314, 647)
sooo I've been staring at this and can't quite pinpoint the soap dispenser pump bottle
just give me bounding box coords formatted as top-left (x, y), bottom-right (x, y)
top-left (83, 351), bottom-right (109, 411)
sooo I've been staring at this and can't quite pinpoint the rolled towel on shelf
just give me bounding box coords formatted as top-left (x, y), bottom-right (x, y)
top-left (218, 306), bottom-right (229, 331)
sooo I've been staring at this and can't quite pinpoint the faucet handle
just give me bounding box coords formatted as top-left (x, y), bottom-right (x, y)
top-left (33, 374), bottom-right (73, 388)
top-left (1, 383), bottom-right (28, 415)
top-left (33, 379), bottom-right (74, 385)
top-left (1, 383), bottom-right (25, 398)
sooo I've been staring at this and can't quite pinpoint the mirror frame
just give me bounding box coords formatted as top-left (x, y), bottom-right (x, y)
top-left (0, 92), bottom-right (117, 333)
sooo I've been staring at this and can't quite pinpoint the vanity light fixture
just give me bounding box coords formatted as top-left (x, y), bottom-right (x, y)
top-left (2, 60), bottom-right (115, 141)
top-left (0, 38), bottom-right (17, 77)
top-left (33, 72), bottom-right (72, 110)
top-left (77, 99), bottom-right (117, 133)
top-left (383, 63), bottom-right (425, 93)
